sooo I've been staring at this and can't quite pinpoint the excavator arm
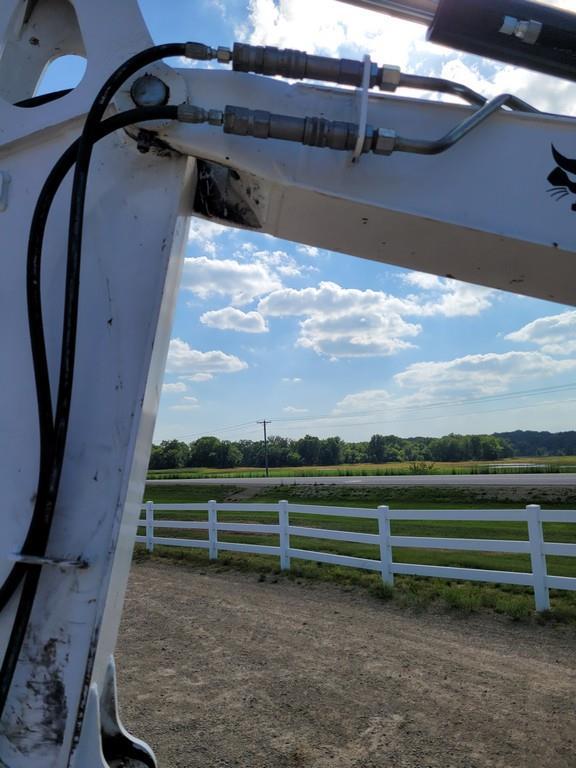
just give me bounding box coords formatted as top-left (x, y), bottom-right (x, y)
top-left (0, 0), bottom-right (574, 765)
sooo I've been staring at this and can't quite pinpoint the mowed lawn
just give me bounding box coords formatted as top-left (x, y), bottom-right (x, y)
top-left (138, 484), bottom-right (576, 586)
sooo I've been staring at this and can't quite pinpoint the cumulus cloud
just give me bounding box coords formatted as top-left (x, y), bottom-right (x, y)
top-left (182, 256), bottom-right (282, 305)
top-left (252, 249), bottom-right (309, 278)
top-left (260, 281), bottom-right (421, 357)
top-left (297, 311), bottom-right (420, 358)
top-left (200, 307), bottom-right (269, 333)
top-left (403, 272), bottom-right (495, 317)
top-left (258, 279), bottom-right (495, 358)
top-left (505, 310), bottom-right (576, 355)
top-left (162, 382), bottom-right (187, 394)
top-left (166, 339), bottom-right (248, 378)
top-left (395, 351), bottom-right (576, 397)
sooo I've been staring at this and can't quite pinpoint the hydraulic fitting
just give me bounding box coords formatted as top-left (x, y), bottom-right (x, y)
top-left (178, 104), bottom-right (224, 125)
top-left (223, 105), bottom-right (397, 155)
top-left (232, 43), bottom-right (382, 89)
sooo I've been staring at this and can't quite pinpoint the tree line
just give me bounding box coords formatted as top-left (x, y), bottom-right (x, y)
top-left (149, 430), bottom-right (576, 470)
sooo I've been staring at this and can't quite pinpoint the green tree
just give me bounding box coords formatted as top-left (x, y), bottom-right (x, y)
top-left (296, 435), bottom-right (321, 465)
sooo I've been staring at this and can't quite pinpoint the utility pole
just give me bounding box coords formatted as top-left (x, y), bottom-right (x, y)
top-left (257, 420), bottom-right (271, 477)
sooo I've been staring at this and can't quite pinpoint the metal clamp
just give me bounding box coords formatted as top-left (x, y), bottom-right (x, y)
top-left (10, 553), bottom-right (88, 568)
top-left (351, 55), bottom-right (372, 164)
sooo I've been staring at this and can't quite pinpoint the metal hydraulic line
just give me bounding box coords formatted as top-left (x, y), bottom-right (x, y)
top-left (335, 0), bottom-right (437, 25)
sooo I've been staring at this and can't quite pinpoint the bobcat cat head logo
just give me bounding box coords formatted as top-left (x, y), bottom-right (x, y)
top-left (548, 145), bottom-right (576, 211)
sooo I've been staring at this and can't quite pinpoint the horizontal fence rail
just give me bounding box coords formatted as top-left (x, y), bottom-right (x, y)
top-left (136, 501), bottom-right (576, 612)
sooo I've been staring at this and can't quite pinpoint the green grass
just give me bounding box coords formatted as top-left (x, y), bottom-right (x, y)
top-left (147, 457), bottom-right (576, 480)
top-left (136, 482), bottom-right (576, 623)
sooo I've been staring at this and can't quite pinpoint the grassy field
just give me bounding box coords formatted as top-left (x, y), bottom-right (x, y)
top-left (147, 456), bottom-right (576, 480)
top-left (136, 483), bottom-right (576, 622)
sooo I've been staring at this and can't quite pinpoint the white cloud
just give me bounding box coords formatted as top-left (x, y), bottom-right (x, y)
top-left (200, 307), bottom-right (269, 334)
top-left (505, 310), bottom-right (576, 355)
top-left (250, 248), bottom-right (317, 278)
top-left (297, 311), bottom-right (420, 358)
top-left (166, 338), bottom-right (248, 376)
top-left (182, 256), bottom-right (282, 305)
top-left (334, 388), bottom-right (421, 416)
top-left (258, 279), bottom-right (495, 358)
top-left (187, 218), bottom-right (228, 256)
top-left (403, 272), bottom-right (495, 317)
top-left (334, 347), bottom-right (576, 418)
top-left (170, 395), bottom-right (200, 411)
top-left (395, 351), bottom-right (576, 397)
top-left (185, 373), bottom-right (214, 383)
top-left (162, 382), bottom-right (187, 394)
top-left (241, 0), bottom-right (426, 69)
top-left (259, 281), bottom-right (414, 318)
top-left (404, 272), bottom-right (444, 291)
top-left (259, 281), bottom-right (421, 358)
top-left (282, 377), bottom-right (302, 383)
top-left (283, 406), bottom-right (309, 413)
top-left (297, 245), bottom-right (320, 258)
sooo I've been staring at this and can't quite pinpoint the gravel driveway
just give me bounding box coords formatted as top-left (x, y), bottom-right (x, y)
top-left (116, 560), bottom-right (576, 768)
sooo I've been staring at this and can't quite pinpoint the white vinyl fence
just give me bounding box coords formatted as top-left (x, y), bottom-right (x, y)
top-left (136, 501), bottom-right (576, 612)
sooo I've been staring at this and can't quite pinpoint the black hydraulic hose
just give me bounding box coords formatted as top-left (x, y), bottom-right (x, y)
top-left (51, 46), bottom-right (187, 558)
top-left (0, 105), bottom-right (179, 718)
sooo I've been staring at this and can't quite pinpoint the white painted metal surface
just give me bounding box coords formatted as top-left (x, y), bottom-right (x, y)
top-left (161, 67), bottom-right (576, 306)
top-left (0, 1), bottom-right (192, 764)
top-left (137, 501), bottom-right (576, 611)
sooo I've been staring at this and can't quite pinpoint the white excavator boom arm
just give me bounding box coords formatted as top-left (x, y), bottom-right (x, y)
top-left (0, 0), bottom-right (574, 765)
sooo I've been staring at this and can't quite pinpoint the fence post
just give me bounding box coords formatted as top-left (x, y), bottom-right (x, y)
top-left (145, 500), bottom-right (154, 553)
top-left (278, 500), bottom-right (290, 571)
top-left (527, 504), bottom-right (550, 612)
top-left (208, 500), bottom-right (218, 561)
top-left (377, 505), bottom-right (394, 586)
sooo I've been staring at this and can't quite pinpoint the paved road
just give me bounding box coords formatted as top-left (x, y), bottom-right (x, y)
top-left (147, 472), bottom-right (576, 487)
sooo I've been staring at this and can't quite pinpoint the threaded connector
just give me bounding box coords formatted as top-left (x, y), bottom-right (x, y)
top-left (184, 42), bottom-right (232, 62)
top-left (222, 105), bottom-right (393, 155)
top-left (177, 104), bottom-right (223, 125)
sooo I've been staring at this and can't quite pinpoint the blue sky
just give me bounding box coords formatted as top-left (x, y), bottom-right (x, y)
top-left (43, 0), bottom-right (576, 444)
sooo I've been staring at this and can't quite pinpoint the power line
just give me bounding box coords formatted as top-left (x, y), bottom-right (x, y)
top-left (159, 380), bottom-right (576, 443)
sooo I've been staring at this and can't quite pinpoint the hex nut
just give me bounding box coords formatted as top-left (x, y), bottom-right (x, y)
top-left (379, 65), bottom-right (401, 92)
top-left (373, 128), bottom-right (397, 155)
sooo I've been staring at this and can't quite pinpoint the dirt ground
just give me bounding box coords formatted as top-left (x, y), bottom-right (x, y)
top-left (116, 560), bottom-right (576, 768)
